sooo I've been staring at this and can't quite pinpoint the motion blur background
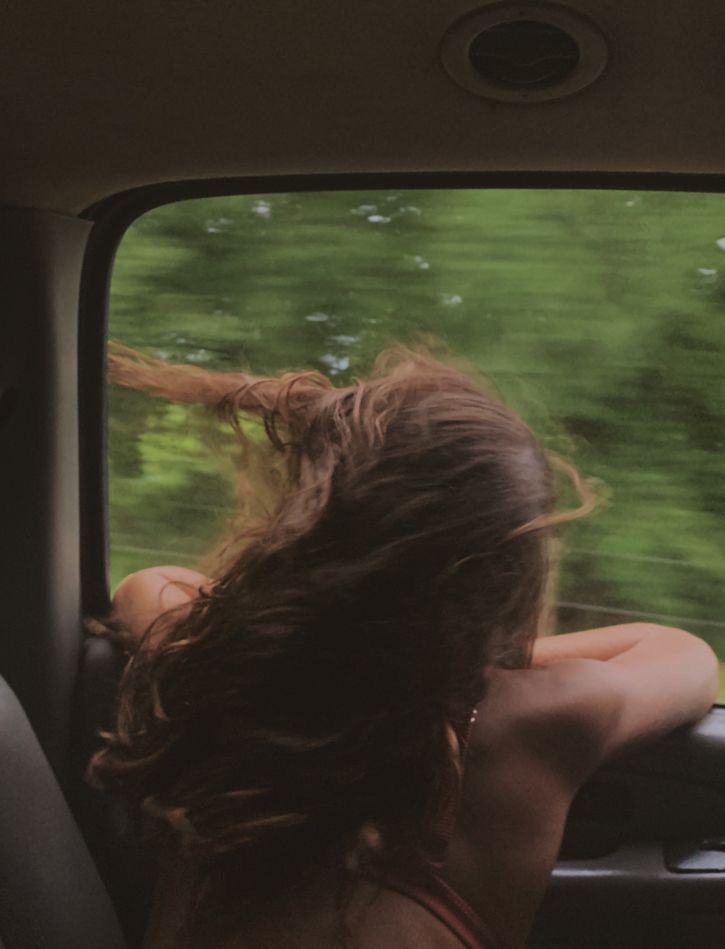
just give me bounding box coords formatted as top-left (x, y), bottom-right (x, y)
top-left (107, 188), bottom-right (725, 682)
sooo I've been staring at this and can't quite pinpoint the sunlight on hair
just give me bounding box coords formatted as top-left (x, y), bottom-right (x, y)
top-left (512, 451), bottom-right (600, 538)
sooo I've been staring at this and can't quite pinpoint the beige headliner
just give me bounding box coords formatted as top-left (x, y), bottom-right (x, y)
top-left (4, 0), bottom-right (725, 214)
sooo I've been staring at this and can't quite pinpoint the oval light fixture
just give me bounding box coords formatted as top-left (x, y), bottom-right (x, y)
top-left (441, 3), bottom-right (608, 103)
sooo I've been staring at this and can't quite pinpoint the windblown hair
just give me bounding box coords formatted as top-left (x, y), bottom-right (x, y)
top-left (89, 342), bottom-right (595, 945)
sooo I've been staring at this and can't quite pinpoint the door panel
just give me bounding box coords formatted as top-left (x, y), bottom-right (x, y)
top-left (532, 709), bottom-right (725, 947)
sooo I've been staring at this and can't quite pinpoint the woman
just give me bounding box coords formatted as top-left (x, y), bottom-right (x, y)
top-left (89, 344), bottom-right (719, 948)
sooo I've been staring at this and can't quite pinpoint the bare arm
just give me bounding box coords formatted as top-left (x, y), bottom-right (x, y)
top-left (532, 622), bottom-right (717, 665)
top-left (518, 623), bottom-right (720, 780)
top-left (112, 565), bottom-right (211, 646)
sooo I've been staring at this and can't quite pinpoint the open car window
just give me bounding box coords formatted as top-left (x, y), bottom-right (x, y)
top-left (107, 188), bottom-right (725, 694)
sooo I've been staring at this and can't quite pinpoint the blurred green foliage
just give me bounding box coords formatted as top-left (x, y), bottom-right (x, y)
top-left (109, 188), bottom-right (725, 662)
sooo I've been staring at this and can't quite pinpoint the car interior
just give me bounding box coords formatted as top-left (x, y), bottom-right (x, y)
top-left (3, 2), bottom-right (725, 947)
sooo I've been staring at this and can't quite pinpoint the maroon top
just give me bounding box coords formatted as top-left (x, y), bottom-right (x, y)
top-left (362, 860), bottom-right (502, 949)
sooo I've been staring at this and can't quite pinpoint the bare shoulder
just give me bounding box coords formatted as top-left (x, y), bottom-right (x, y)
top-left (440, 661), bottom-right (627, 946)
top-left (444, 647), bottom-right (716, 945)
top-left (474, 659), bottom-right (626, 788)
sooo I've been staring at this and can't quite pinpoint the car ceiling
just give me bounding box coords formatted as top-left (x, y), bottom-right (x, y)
top-left (4, 0), bottom-right (725, 215)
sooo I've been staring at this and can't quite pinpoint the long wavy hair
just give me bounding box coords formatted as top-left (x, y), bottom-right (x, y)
top-left (88, 342), bottom-right (595, 946)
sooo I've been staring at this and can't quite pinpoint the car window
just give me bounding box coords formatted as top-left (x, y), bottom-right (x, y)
top-left (108, 188), bottom-right (725, 692)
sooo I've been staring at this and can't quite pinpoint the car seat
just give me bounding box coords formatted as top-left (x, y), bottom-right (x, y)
top-left (0, 672), bottom-right (126, 949)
